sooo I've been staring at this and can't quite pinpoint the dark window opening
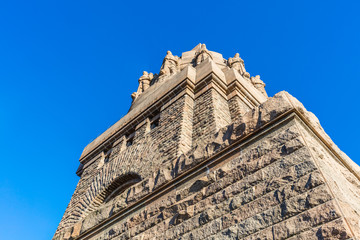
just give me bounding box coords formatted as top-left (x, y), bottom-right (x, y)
top-left (125, 131), bottom-right (135, 147)
top-left (150, 118), bottom-right (159, 130)
top-left (103, 147), bottom-right (112, 163)
top-left (126, 137), bottom-right (133, 147)
top-left (149, 111), bottom-right (160, 130)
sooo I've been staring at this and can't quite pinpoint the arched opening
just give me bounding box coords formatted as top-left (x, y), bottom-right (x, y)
top-left (103, 173), bottom-right (141, 203)
top-left (86, 173), bottom-right (141, 213)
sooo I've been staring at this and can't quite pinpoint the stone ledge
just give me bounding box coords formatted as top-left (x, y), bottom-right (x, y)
top-left (79, 59), bottom-right (267, 165)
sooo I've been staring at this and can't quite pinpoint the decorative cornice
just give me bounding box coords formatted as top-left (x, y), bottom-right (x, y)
top-left (79, 59), bottom-right (267, 166)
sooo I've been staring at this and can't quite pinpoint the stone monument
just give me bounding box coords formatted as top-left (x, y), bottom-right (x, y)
top-left (54, 44), bottom-right (360, 240)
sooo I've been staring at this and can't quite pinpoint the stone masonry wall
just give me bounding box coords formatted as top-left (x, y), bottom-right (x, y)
top-left (55, 90), bottom-right (360, 240)
top-left (176, 94), bottom-right (194, 156)
top-left (212, 88), bottom-right (231, 132)
top-left (80, 115), bottom-right (355, 240)
top-left (155, 93), bottom-right (194, 163)
top-left (192, 88), bottom-right (216, 145)
top-left (228, 95), bottom-right (251, 122)
top-left (55, 92), bottom-right (194, 235)
top-left (296, 119), bottom-right (360, 237)
top-left (192, 88), bottom-right (231, 146)
top-left (54, 43), bottom-right (360, 239)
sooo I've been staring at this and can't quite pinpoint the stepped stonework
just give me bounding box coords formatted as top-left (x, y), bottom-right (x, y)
top-left (54, 44), bottom-right (360, 240)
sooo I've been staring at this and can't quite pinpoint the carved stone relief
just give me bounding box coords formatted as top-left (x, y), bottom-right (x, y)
top-left (228, 53), bottom-right (250, 78)
top-left (251, 75), bottom-right (268, 97)
top-left (131, 71), bottom-right (154, 101)
top-left (159, 51), bottom-right (180, 77)
top-left (195, 44), bottom-right (213, 65)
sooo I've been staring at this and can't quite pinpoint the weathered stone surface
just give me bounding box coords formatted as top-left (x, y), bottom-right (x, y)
top-left (54, 45), bottom-right (360, 240)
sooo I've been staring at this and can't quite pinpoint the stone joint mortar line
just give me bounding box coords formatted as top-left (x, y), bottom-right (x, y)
top-left (211, 198), bottom-right (338, 240)
top-left (141, 134), bottom-right (304, 236)
top-left (131, 144), bottom-right (310, 239)
top-left (74, 110), bottom-right (300, 239)
top-left (162, 170), bottom-right (323, 240)
top-left (188, 182), bottom-right (328, 240)
top-left (76, 108), bottom-right (343, 239)
top-left (284, 93), bottom-right (360, 182)
top-left (293, 117), bottom-right (356, 238)
top-left (132, 155), bottom-right (305, 239)
top-left (283, 217), bottom-right (349, 240)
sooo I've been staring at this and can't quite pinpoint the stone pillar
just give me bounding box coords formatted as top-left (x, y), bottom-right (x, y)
top-left (228, 95), bottom-right (251, 122)
top-left (192, 87), bottom-right (231, 146)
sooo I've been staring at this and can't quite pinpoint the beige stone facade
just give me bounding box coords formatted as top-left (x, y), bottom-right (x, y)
top-left (54, 44), bottom-right (360, 240)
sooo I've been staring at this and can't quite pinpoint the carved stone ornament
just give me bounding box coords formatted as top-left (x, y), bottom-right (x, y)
top-left (195, 44), bottom-right (213, 65)
top-left (228, 53), bottom-right (250, 78)
top-left (131, 71), bottom-right (154, 101)
top-left (159, 51), bottom-right (179, 77)
top-left (251, 75), bottom-right (268, 97)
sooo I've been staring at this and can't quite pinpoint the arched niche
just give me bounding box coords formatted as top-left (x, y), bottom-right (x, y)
top-left (86, 173), bottom-right (141, 212)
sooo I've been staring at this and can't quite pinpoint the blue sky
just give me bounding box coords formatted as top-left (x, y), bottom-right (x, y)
top-left (0, 1), bottom-right (359, 239)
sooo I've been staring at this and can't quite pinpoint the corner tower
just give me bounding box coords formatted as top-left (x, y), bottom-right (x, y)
top-left (54, 44), bottom-right (360, 240)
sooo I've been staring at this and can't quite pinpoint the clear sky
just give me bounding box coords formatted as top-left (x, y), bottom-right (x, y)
top-left (0, 1), bottom-right (359, 239)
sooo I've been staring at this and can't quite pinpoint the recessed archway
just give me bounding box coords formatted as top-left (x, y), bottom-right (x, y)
top-left (86, 173), bottom-right (141, 213)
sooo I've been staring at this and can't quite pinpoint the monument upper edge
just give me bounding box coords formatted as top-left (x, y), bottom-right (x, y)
top-left (79, 44), bottom-right (268, 164)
